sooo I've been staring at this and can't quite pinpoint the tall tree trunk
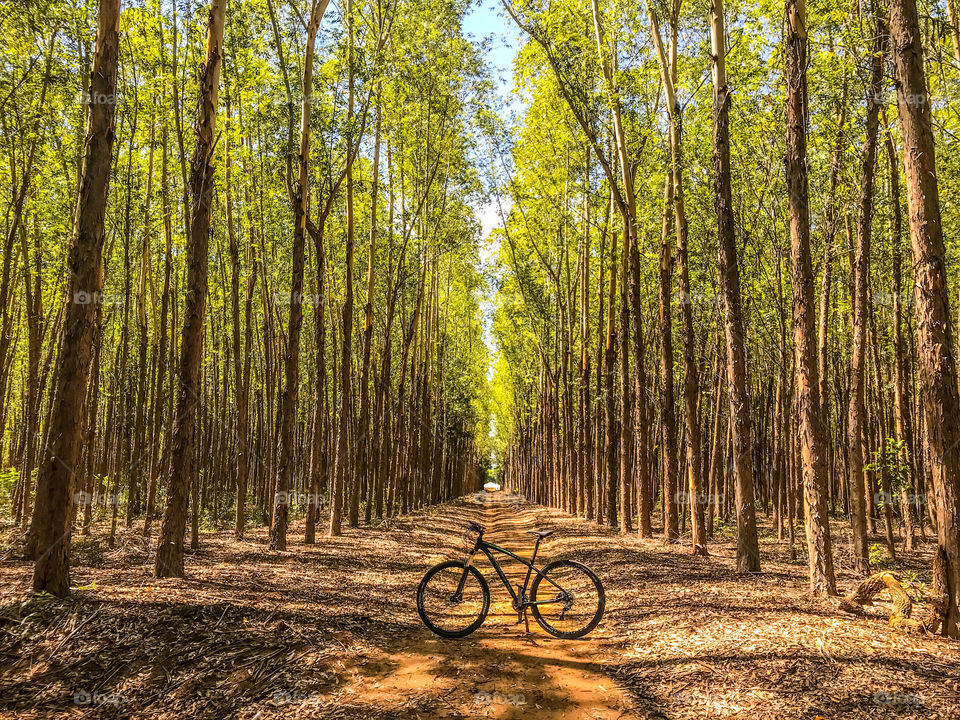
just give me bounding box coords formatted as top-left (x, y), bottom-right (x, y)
top-left (817, 71), bottom-right (847, 416)
top-left (603, 196), bottom-right (618, 528)
top-left (156, 0), bottom-right (227, 578)
top-left (31, 0), bottom-right (121, 596)
top-left (617, 213), bottom-right (632, 533)
top-left (658, 172), bottom-right (679, 542)
top-left (784, 0), bottom-right (836, 596)
top-left (709, 0), bottom-right (760, 571)
top-left (19, 226), bottom-right (41, 535)
top-left (590, 0), bottom-right (643, 533)
top-left (651, 0), bottom-right (697, 550)
top-left (356, 92), bottom-right (381, 527)
top-left (580, 155), bottom-right (594, 522)
top-left (846, 13), bottom-right (886, 576)
top-left (226, 96), bottom-right (256, 541)
top-left (883, 112), bottom-right (916, 552)
top-left (330, 0), bottom-right (356, 537)
top-left (889, 0), bottom-right (960, 637)
top-left (271, 0), bottom-right (329, 550)
top-left (132, 116), bottom-right (156, 526)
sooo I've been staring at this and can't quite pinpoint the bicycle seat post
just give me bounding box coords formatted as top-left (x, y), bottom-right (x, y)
top-left (530, 535), bottom-right (543, 566)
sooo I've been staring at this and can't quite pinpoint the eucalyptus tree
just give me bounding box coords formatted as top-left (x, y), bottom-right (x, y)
top-left (31, 0), bottom-right (122, 596)
top-left (156, 0), bottom-right (228, 578)
top-left (888, 0), bottom-right (960, 639)
top-left (783, 0), bottom-right (836, 596)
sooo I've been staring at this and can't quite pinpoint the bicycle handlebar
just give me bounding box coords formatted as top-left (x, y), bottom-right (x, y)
top-left (467, 522), bottom-right (485, 535)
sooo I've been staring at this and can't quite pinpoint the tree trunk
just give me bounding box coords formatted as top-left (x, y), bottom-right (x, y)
top-left (603, 196), bottom-right (618, 528)
top-left (31, 0), bottom-right (121, 596)
top-left (271, 0), bottom-right (329, 550)
top-left (581, 157), bottom-right (594, 522)
top-left (846, 12), bottom-right (886, 576)
top-left (784, 0), bottom-right (836, 596)
top-left (156, 0), bottom-right (227, 578)
top-left (883, 112), bottom-right (916, 552)
top-left (356, 92), bottom-right (381, 527)
top-left (709, 0), bottom-right (760, 571)
top-left (658, 172), bottom-right (679, 542)
top-left (330, 0), bottom-right (356, 537)
top-left (889, 0), bottom-right (960, 637)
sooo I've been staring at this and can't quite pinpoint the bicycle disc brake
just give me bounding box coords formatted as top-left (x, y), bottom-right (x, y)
top-left (514, 585), bottom-right (527, 623)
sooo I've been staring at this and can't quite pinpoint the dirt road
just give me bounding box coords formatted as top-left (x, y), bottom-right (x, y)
top-left (3, 493), bottom-right (959, 719)
top-left (361, 493), bottom-right (636, 719)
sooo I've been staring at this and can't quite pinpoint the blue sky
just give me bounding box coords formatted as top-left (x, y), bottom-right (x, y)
top-left (464, 0), bottom-right (522, 239)
top-left (462, 1), bottom-right (521, 432)
top-left (463, 1), bottom-right (521, 104)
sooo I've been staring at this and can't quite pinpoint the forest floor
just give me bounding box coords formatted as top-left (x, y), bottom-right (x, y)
top-left (1, 494), bottom-right (959, 720)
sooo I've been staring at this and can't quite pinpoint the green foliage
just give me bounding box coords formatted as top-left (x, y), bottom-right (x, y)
top-left (865, 438), bottom-right (909, 498)
top-left (869, 543), bottom-right (894, 570)
top-left (0, 468), bottom-right (18, 511)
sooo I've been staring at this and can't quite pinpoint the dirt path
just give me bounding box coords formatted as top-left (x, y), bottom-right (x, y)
top-left (3, 493), bottom-right (959, 719)
top-left (358, 493), bottom-right (636, 720)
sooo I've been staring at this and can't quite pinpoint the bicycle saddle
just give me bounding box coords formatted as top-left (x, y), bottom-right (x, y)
top-left (527, 529), bottom-right (554, 539)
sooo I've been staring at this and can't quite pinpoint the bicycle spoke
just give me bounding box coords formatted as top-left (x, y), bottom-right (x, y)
top-left (420, 564), bottom-right (486, 635)
top-left (532, 561), bottom-right (603, 638)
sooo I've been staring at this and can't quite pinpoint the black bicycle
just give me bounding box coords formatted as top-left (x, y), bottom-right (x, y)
top-left (416, 522), bottom-right (605, 639)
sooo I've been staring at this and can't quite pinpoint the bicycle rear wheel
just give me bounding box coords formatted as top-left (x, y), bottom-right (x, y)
top-left (530, 560), bottom-right (604, 639)
top-left (417, 560), bottom-right (490, 638)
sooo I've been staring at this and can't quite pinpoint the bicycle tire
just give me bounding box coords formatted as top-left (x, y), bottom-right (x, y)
top-left (417, 560), bottom-right (490, 639)
top-left (530, 559), bottom-right (604, 639)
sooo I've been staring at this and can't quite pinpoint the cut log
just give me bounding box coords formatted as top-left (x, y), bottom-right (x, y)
top-left (840, 569), bottom-right (943, 633)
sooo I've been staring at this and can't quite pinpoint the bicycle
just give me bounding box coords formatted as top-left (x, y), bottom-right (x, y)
top-left (416, 522), bottom-right (605, 639)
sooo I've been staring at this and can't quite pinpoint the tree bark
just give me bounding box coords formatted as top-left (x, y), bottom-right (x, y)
top-left (882, 111), bottom-right (916, 552)
top-left (156, 0), bottom-right (227, 578)
top-left (709, 0), bottom-right (760, 571)
top-left (356, 91), bottom-right (381, 527)
top-left (784, 0), bottom-right (836, 596)
top-left (330, 0), bottom-right (356, 537)
top-left (658, 172), bottom-right (679, 542)
top-left (31, 0), bottom-right (121, 596)
top-left (889, 0), bottom-right (960, 637)
top-left (271, 0), bottom-right (329, 550)
top-left (846, 13), bottom-right (886, 576)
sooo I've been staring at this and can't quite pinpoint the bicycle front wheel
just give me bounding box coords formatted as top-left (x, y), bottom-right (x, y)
top-left (530, 560), bottom-right (604, 639)
top-left (417, 560), bottom-right (490, 639)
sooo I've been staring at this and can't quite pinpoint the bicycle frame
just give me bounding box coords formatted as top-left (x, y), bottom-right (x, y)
top-left (458, 532), bottom-right (565, 614)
